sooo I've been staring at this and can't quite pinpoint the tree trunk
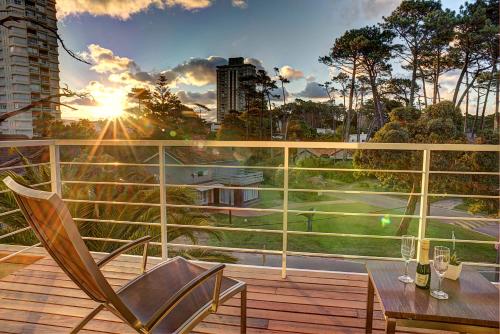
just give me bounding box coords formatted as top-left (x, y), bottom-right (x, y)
top-left (456, 71), bottom-right (479, 109)
top-left (495, 62), bottom-right (500, 131)
top-left (453, 57), bottom-right (469, 105)
top-left (409, 50), bottom-right (418, 106)
top-left (345, 61), bottom-right (357, 142)
top-left (480, 76), bottom-right (492, 131)
top-left (472, 88), bottom-right (481, 138)
top-left (420, 68), bottom-right (428, 108)
top-left (464, 72), bottom-right (469, 133)
top-left (369, 73), bottom-right (384, 128)
top-left (396, 182), bottom-right (419, 236)
top-left (433, 50), bottom-right (441, 105)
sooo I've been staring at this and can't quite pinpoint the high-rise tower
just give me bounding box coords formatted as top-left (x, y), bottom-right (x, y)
top-left (216, 57), bottom-right (256, 123)
top-left (0, 0), bottom-right (60, 137)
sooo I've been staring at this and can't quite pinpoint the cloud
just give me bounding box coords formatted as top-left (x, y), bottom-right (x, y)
top-left (57, 0), bottom-right (214, 20)
top-left (173, 56), bottom-right (227, 86)
top-left (296, 82), bottom-right (328, 99)
top-left (232, 0), bottom-right (248, 9)
top-left (177, 90), bottom-right (216, 105)
top-left (67, 96), bottom-right (98, 106)
top-left (244, 58), bottom-right (265, 71)
top-left (339, 0), bottom-right (400, 21)
top-left (280, 65), bottom-right (304, 81)
top-left (306, 75), bottom-right (316, 82)
top-left (83, 44), bottom-right (139, 74)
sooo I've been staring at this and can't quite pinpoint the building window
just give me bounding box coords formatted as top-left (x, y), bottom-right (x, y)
top-left (243, 189), bottom-right (258, 202)
top-left (197, 190), bottom-right (211, 205)
top-left (219, 189), bottom-right (234, 205)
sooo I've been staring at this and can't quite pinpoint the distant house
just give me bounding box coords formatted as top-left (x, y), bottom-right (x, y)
top-left (146, 147), bottom-right (264, 207)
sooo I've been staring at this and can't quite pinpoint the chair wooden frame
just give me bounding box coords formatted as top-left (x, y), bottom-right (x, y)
top-left (4, 176), bottom-right (247, 333)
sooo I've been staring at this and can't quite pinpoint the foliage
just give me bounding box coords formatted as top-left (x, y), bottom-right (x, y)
top-left (33, 113), bottom-right (97, 139)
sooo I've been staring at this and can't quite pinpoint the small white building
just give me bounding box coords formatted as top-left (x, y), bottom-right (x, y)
top-left (348, 133), bottom-right (368, 143)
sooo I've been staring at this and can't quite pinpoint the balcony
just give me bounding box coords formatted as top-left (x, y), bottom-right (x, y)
top-left (0, 140), bottom-right (498, 333)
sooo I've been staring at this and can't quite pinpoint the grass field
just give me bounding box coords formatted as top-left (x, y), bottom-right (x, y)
top-left (207, 179), bottom-right (497, 264)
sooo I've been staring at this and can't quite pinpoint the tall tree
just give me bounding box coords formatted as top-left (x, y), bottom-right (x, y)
top-left (356, 26), bottom-right (394, 131)
top-left (383, 0), bottom-right (442, 106)
top-left (274, 67), bottom-right (291, 139)
top-left (320, 29), bottom-right (364, 141)
top-left (450, 0), bottom-right (497, 107)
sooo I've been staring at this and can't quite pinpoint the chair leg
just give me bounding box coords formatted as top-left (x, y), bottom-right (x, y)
top-left (70, 304), bottom-right (104, 334)
top-left (240, 287), bottom-right (247, 334)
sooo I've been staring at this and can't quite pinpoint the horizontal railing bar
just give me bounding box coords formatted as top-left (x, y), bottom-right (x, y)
top-left (0, 162), bottom-right (50, 172)
top-left (166, 184), bottom-right (284, 192)
top-left (165, 223), bottom-right (283, 234)
top-left (427, 215), bottom-right (500, 222)
top-left (167, 243), bottom-right (282, 255)
top-left (62, 199), bottom-right (161, 207)
top-left (428, 193), bottom-right (500, 199)
top-left (54, 140), bottom-right (500, 151)
top-left (73, 218), bottom-right (160, 227)
top-left (429, 170), bottom-right (500, 176)
top-left (81, 236), bottom-right (162, 247)
top-left (287, 231), bottom-right (404, 239)
top-left (458, 261), bottom-right (500, 268)
top-left (165, 203), bottom-right (284, 213)
top-left (60, 162), bottom-right (159, 167)
top-left (164, 163), bottom-right (282, 170)
top-left (288, 209), bottom-right (419, 219)
top-left (0, 209), bottom-right (21, 217)
top-left (289, 167), bottom-right (422, 174)
top-left (286, 250), bottom-right (403, 261)
top-left (288, 188), bottom-right (420, 196)
top-left (0, 227), bottom-right (31, 240)
top-left (0, 242), bottom-right (41, 263)
top-left (62, 180), bottom-right (160, 187)
top-left (425, 237), bottom-right (497, 245)
top-left (0, 140), bottom-right (52, 148)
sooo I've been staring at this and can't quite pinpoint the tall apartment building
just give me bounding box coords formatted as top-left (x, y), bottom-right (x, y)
top-left (216, 57), bottom-right (256, 123)
top-left (0, 0), bottom-right (60, 138)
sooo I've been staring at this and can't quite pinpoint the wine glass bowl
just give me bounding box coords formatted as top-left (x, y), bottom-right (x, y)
top-left (431, 246), bottom-right (450, 300)
top-left (398, 235), bottom-right (415, 284)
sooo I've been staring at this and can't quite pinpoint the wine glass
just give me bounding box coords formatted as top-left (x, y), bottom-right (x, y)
top-left (398, 235), bottom-right (415, 283)
top-left (431, 246), bottom-right (450, 300)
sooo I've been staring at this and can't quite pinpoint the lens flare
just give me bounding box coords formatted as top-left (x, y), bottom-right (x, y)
top-left (380, 215), bottom-right (392, 227)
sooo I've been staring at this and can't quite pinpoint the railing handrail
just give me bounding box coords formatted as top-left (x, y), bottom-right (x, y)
top-left (2, 139), bottom-right (496, 152)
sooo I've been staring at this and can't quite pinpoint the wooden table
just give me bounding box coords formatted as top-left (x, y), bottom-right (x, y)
top-left (365, 262), bottom-right (499, 334)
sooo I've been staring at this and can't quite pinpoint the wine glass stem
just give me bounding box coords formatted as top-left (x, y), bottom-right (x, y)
top-left (438, 275), bottom-right (442, 292)
top-left (404, 261), bottom-right (409, 277)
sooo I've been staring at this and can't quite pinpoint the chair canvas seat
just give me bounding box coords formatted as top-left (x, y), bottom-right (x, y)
top-left (118, 257), bottom-right (244, 333)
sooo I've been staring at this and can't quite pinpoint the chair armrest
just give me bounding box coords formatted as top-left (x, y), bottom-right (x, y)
top-left (97, 235), bottom-right (152, 271)
top-left (145, 263), bottom-right (225, 332)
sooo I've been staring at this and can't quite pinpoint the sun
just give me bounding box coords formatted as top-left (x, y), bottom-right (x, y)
top-left (90, 88), bottom-right (128, 119)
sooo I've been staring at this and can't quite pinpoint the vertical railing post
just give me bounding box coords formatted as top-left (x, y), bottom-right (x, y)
top-left (159, 144), bottom-right (168, 260)
top-left (49, 143), bottom-right (61, 195)
top-left (417, 149), bottom-right (431, 259)
top-left (281, 146), bottom-right (289, 279)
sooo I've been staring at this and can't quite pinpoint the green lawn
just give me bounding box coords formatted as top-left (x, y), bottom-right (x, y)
top-left (209, 199), bottom-right (497, 264)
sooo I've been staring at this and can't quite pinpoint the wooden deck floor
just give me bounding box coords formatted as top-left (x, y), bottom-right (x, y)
top-left (0, 251), bottom-right (463, 334)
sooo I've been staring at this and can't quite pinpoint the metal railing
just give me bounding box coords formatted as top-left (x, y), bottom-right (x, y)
top-left (0, 139), bottom-right (498, 278)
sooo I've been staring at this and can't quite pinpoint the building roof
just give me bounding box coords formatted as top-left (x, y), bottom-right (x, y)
top-left (166, 147), bottom-right (238, 165)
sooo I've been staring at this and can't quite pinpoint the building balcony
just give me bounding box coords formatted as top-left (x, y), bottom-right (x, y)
top-left (0, 140), bottom-right (498, 333)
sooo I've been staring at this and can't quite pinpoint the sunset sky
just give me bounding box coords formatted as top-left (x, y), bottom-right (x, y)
top-left (57, 0), bottom-right (467, 121)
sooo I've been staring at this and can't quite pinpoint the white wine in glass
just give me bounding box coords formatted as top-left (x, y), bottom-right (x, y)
top-left (398, 235), bottom-right (415, 284)
top-left (431, 246), bottom-right (450, 300)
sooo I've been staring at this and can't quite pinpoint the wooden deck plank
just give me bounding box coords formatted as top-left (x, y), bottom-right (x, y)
top-left (0, 254), bottom-right (461, 334)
